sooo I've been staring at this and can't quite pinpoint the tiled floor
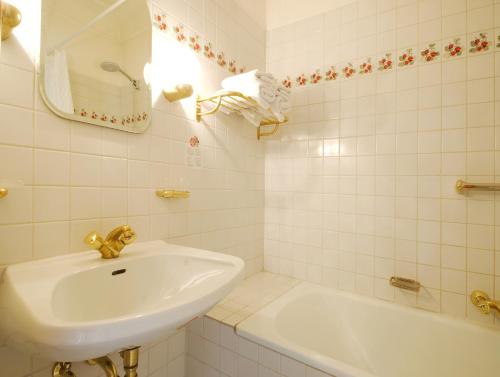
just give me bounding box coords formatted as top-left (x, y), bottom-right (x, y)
top-left (206, 272), bottom-right (300, 326)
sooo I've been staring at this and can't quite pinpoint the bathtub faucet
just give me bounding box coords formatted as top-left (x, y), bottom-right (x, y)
top-left (470, 290), bottom-right (500, 315)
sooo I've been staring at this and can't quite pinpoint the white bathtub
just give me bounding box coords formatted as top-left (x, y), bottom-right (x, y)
top-left (236, 282), bottom-right (500, 377)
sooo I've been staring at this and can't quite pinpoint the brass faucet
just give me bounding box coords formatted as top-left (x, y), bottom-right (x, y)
top-left (84, 225), bottom-right (137, 259)
top-left (470, 290), bottom-right (500, 315)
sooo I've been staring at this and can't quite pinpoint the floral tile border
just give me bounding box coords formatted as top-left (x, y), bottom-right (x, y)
top-left (377, 52), bottom-right (394, 71)
top-left (419, 42), bottom-right (441, 63)
top-left (443, 36), bottom-right (465, 59)
top-left (150, 9), bottom-right (499, 91)
top-left (280, 30), bottom-right (499, 89)
top-left (152, 6), bottom-right (246, 76)
top-left (76, 108), bottom-right (149, 126)
top-left (468, 31), bottom-right (491, 54)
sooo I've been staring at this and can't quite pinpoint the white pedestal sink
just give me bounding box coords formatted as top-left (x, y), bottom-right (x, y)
top-left (0, 240), bottom-right (244, 361)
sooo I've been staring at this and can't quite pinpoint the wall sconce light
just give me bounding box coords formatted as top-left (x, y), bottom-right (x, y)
top-left (1, 2), bottom-right (22, 41)
top-left (163, 84), bottom-right (193, 102)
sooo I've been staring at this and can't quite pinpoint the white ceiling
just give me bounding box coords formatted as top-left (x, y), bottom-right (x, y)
top-left (234, 0), bottom-right (356, 31)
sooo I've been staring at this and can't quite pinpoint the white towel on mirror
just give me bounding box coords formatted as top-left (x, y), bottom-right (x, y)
top-left (221, 69), bottom-right (278, 109)
top-left (44, 50), bottom-right (74, 114)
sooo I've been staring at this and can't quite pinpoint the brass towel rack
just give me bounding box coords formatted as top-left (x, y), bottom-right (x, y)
top-left (455, 180), bottom-right (500, 194)
top-left (195, 90), bottom-right (288, 140)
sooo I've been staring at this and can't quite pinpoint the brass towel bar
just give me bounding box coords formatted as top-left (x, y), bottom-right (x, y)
top-left (456, 180), bottom-right (500, 194)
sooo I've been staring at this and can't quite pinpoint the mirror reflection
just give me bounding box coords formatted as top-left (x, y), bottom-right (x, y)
top-left (40, 0), bottom-right (152, 132)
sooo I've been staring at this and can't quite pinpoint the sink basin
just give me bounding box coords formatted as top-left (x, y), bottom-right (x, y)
top-left (0, 240), bottom-right (244, 361)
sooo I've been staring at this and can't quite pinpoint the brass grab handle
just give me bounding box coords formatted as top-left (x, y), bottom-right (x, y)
top-left (456, 180), bottom-right (500, 193)
top-left (470, 290), bottom-right (500, 315)
top-left (0, 188), bottom-right (7, 199)
top-left (389, 276), bottom-right (421, 292)
top-left (156, 190), bottom-right (190, 199)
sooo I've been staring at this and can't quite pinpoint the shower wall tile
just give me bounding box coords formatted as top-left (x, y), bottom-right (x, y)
top-left (266, 0), bottom-right (500, 326)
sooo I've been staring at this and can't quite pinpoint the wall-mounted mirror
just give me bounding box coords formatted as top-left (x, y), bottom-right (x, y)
top-left (40, 0), bottom-right (152, 133)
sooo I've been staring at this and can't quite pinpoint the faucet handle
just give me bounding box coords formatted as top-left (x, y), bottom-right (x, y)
top-left (84, 232), bottom-right (105, 250)
top-left (119, 227), bottom-right (137, 245)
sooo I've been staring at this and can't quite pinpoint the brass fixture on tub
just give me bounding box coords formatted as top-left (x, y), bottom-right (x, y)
top-left (84, 224), bottom-right (137, 259)
top-left (470, 290), bottom-right (500, 315)
top-left (389, 276), bottom-right (421, 292)
top-left (1, 2), bottom-right (22, 41)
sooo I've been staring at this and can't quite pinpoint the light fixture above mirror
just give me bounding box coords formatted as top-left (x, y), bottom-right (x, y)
top-left (163, 84), bottom-right (193, 102)
top-left (1, 2), bottom-right (22, 41)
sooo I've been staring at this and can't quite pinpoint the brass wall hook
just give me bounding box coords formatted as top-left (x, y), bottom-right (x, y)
top-left (1, 2), bottom-right (22, 41)
top-left (0, 188), bottom-right (7, 199)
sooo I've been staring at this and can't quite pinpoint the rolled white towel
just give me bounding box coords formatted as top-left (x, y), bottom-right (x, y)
top-left (277, 86), bottom-right (291, 96)
top-left (270, 86), bottom-right (291, 122)
top-left (276, 87), bottom-right (291, 100)
top-left (221, 69), bottom-right (278, 109)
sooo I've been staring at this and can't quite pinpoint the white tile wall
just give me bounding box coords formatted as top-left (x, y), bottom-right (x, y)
top-left (0, 0), bottom-right (266, 376)
top-left (265, 0), bottom-right (500, 325)
top-left (8, 0), bottom-right (500, 376)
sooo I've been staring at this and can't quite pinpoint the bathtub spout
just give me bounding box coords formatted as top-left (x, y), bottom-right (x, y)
top-left (471, 290), bottom-right (500, 315)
